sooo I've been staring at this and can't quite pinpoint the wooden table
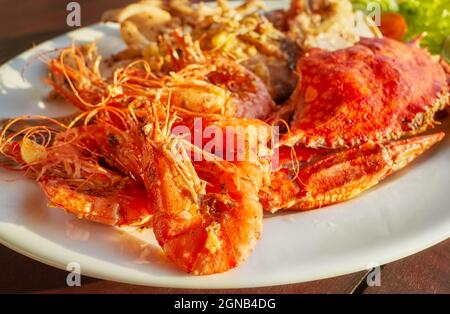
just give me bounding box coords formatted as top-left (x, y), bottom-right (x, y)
top-left (0, 0), bottom-right (449, 294)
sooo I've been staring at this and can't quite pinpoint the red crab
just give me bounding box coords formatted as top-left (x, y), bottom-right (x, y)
top-left (262, 37), bottom-right (449, 213)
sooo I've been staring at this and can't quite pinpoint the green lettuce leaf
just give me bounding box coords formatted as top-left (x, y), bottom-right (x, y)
top-left (398, 0), bottom-right (450, 54)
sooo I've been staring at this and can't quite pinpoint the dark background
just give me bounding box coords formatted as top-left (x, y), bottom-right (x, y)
top-left (0, 0), bottom-right (449, 293)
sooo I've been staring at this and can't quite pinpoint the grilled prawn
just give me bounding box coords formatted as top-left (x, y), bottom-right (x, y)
top-left (0, 115), bottom-right (152, 227)
top-left (46, 32), bottom-right (275, 120)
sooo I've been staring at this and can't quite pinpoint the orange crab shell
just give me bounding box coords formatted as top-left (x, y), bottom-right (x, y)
top-left (261, 132), bottom-right (445, 213)
top-left (284, 37), bottom-right (449, 148)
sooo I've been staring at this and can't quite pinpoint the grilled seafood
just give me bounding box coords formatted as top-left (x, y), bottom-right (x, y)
top-left (46, 33), bottom-right (275, 119)
top-left (104, 0), bottom-right (301, 103)
top-left (142, 109), bottom-right (266, 274)
top-left (261, 133), bottom-right (445, 212)
top-left (155, 31), bottom-right (276, 118)
top-left (280, 37), bottom-right (449, 149)
top-left (263, 35), bottom-right (449, 213)
top-left (103, 0), bottom-right (385, 104)
top-left (103, 0), bottom-right (286, 64)
top-left (0, 0), bottom-right (449, 276)
top-left (0, 116), bottom-right (152, 227)
top-left (0, 96), bottom-right (273, 274)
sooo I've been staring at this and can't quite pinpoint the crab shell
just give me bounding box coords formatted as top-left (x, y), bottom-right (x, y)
top-left (282, 37), bottom-right (449, 148)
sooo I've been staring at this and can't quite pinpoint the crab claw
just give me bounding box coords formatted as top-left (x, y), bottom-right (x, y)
top-left (261, 132), bottom-right (444, 212)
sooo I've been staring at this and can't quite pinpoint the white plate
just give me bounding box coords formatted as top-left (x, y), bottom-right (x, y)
top-left (0, 1), bottom-right (449, 289)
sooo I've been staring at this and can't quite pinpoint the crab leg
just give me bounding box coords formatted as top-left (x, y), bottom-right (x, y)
top-left (261, 132), bottom-right (444, 212)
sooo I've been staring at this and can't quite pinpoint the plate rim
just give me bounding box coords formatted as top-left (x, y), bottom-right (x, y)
top-left (1, 223), bottom-right (448, 289)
